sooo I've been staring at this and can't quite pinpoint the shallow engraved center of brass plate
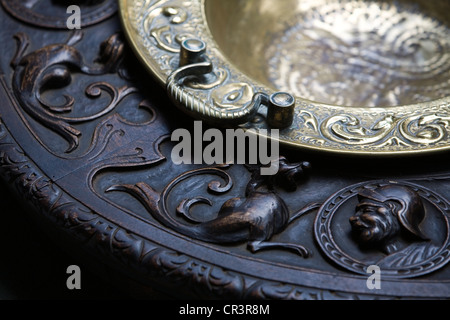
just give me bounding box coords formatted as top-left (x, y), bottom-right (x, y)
top-left (207, 0), bottom-right (450, 108)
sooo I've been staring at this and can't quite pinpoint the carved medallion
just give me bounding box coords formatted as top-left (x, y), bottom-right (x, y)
top-left (314, 180), bottom-right (450, 278)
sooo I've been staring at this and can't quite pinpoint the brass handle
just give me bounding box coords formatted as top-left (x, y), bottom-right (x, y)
top-left (166, 38), bottom-right (295, 128)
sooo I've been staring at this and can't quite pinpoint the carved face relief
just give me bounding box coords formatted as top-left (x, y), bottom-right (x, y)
top-left (349, 201), bottom-right (401, 246)
top-left (314, 181), bottom-right (450, 278)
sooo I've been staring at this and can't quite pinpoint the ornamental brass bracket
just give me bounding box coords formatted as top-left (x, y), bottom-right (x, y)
top-left (166, 38), bottom-right (295, 128)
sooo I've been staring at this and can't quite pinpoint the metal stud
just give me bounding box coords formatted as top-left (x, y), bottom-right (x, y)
top-left (179, 38), bottom-right (207, 67)
top-left (267, 92), bottom-right (295, 128)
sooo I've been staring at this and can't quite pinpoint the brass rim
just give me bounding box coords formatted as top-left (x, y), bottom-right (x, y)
top-left (119, 0), bottom-right (450, 156)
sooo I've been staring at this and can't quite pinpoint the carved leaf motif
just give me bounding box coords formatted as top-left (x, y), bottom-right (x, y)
top-left (106, 159), bottom-right (318, 258)
top-left (11, 32), bottom-right (132, 153)
top-left (400, 113), bottom-right (450, 144)
top-left (321, 114), bottom-right (396, 145)
top-left (297, 110), bottom-right (319, 132)
top-left (145, 6), bottom-right (190, 52)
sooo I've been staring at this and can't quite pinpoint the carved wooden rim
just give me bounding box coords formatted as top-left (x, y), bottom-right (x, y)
top-left (2, 112), bottom-right (450, 299)
top-left (314, 180), bottom-right (450, 278)
top-left (119, 0), bottom-right (450, 156)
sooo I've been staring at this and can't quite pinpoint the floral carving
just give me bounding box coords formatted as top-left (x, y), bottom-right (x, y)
top-left (11, 31), bottom-right (134, 153)
top-left (107, 158), bottom-right (321, 257)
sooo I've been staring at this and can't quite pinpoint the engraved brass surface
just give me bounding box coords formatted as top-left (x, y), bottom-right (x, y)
top-left (119, 0), bottom-right (450, 155)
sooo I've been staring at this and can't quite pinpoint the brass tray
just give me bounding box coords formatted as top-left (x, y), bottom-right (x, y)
top-left (119, 0), bottom-right (450, 156)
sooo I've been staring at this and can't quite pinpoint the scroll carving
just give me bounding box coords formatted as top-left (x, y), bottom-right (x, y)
top-left (308, 111), bottom-right (450, 147)
top-left (107, 157), bottom-right (321, 257)
top-left (399, 113), bottom-right (450, 145)
top-left (146, 6), bottom-right (190, 53)
top-left (1, 118), bottom-right (395, 299)
top-left (11, 31), bottom-right (133, 153)
top-left (320, 114), bottom-right (395, 145)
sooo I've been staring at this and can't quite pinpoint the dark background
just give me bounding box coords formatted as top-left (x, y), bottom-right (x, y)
top-left (0, 178), bottom-right (132, 299)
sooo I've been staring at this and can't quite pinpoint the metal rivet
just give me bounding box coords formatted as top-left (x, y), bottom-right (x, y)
top-left (267, 92), bottom-right (295, 128)
top-left (180, 38), bottom-right (207, 66)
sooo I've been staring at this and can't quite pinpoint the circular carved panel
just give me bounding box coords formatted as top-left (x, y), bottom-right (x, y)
top-left (315, 180), bottom-right (450, 278)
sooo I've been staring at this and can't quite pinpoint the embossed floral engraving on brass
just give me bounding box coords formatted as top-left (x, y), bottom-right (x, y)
top-left (119, 0), bottom-right (450, 155)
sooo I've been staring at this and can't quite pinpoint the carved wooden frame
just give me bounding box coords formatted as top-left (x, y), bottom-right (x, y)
top-left (0, 0), bottom-right (449, 300)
